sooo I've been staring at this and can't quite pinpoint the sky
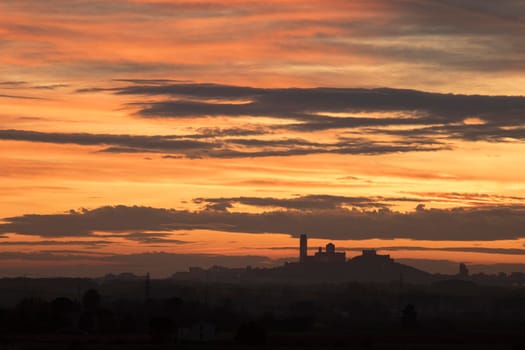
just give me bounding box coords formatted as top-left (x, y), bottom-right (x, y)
top-left (1, 0), bottom-right (525, 277)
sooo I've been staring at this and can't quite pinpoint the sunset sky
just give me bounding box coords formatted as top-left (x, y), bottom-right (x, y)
top-left (2, 0), bottom-right (525, 277)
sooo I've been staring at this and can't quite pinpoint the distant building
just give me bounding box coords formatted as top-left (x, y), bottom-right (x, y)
top-left (313, 243), bottom-right (346, 263)
top-left (458, 263), bottom-right (469, 277)
top-left (299, 234), bottom-right (308, 263)
top-left (354, 249), bottom-right (394, 263)
top-left (299, 235), bottom-right (346, 264)
top-left (170, 238), bottom-right (439, 283)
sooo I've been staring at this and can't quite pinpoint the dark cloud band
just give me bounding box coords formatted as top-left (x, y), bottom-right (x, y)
top-left (2, 203), bottom-right (525, 241)
top-left (0, 129), bottom-right (443, 158)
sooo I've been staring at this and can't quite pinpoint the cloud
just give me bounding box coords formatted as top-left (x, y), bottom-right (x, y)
top-left (198, 192), bottom-right (521, 212)
top-left (0, 252), bottom-right (109, 261)
top-left (128, 84), bottom-right (525, 124)
top-left (0, 234), bottom-right (189, 249)
top-left (0, 129), bottom-right (444, 158)
top-left (101, 232), bottom-right (190, 245)
top-left (0, 240), bottom-right (111, 247)
top-left (0, 206), bottom-right (179, 237)
top-left (112, 78), bottom-right (191, 85)
top-left (0, 129), bottom-right (215, 151)
top-left (13, 81), bottom-right (525, 157)
top-left (32, 84), bottom-right (69, 90)
top-left (191, 127), bottom-right (269, 138)
top-left (11, 82), bottom-right (525, 151)
top-left (301, 1), bottom-right (525, 73)
top-left (99, 83), bottom-right (525, 143)
top-left (0, 81), bottom-right (27, 87)
top-left (194, 194), bottom-right (401, 211)
top-left (405, 192), bottom-right (525, 206)
top-left (0, 94), bottom-right (41, 100)
top-left (1, 0), bottom-right (258, 18)
top-left (0, 80), bottom-right (64, 94)
top-left (3, 203), bottom-right (525, 241)
top-left (371, 124), bottom-right (525, 143)
top-left (3, 0), bottom-right (525, 92)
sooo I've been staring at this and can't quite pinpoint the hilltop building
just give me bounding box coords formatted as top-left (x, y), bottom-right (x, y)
top-left (300, 234), bottom-right (308, 263)
top-left (458, 263), bottom-right (469, 277)
top-left (173, 234), bottom-right (433, 284)
top-left (299, 234), bottom-right (346, 264)
top-left (353, 249), bottom-right (394, 263)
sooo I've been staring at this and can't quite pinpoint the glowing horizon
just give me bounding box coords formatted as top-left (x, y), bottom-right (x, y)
top-left (2, 0), bottom-right (525, 276)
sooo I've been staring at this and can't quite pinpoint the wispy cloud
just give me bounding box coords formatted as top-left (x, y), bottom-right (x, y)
top-left (2, 1), bottom-right (524, 90)
top-left (193, 194), bottom-right (420, 211)
top-left (0, 94), bottom-right (42, 100)
top-left (99, 82), bottom-right (525, 144)
top-left (117, 83), bottom-right (525, 123)
top-left (7, 82), bottom-right (525, 159)
top-left (0, 240), bottom-right (111, 247)
top-left (0, 129), bottom-right (444, 158)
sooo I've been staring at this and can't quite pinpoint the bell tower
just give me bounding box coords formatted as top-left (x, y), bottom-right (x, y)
top-left (299, 234), bottom-right (308, 263)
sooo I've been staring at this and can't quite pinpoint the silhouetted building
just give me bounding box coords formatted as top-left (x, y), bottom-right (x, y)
top-left (300, 234), bottom-right (308, 263)
top-left (313, 243), bottom-right (346, 263)
top-left (356, 249), bottom-right (393, 263)
top-left (458, 263), bottom-right (469, 277)
top-left (173, 238), bottom-right (434, 283)
top-left (299, 235), bottom-right (346, 264)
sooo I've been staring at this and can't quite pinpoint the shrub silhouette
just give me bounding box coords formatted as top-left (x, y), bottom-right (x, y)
top-left (401, 304), bottom-right (418, 329)
top-left (149, 317), bottom-right (176, 343)
top-left (82, 289), bottom-right (100, 312)
top-left (236, 321), bottom-right (267, 345)
top-left (12, 297), bottom-right (52, 333)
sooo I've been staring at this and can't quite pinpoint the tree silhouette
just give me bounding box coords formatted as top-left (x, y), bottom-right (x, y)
top-left (401, 304), bottom-right (418, 329)
top-left (235, 321), bottom-right (267, 345)
top-left (149, 317), bottom-right (176, 343)
top-left (51, 297), bottom-right (79, 330)
top-left (82, 289), bottom-right (100, 312)
top-left (12, 297), bottom-right (52, 333)
top-left (79, 289), bottom-right (101, 333)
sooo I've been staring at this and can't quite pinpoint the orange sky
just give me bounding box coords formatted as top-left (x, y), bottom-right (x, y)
top-left (1, 0), bottom-right (525, 276)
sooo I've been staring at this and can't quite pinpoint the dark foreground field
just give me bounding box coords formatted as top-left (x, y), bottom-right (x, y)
top-left (3, 331), bottom-right (525, 350)
top-left (2, 278), bottom-right (525, 349)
